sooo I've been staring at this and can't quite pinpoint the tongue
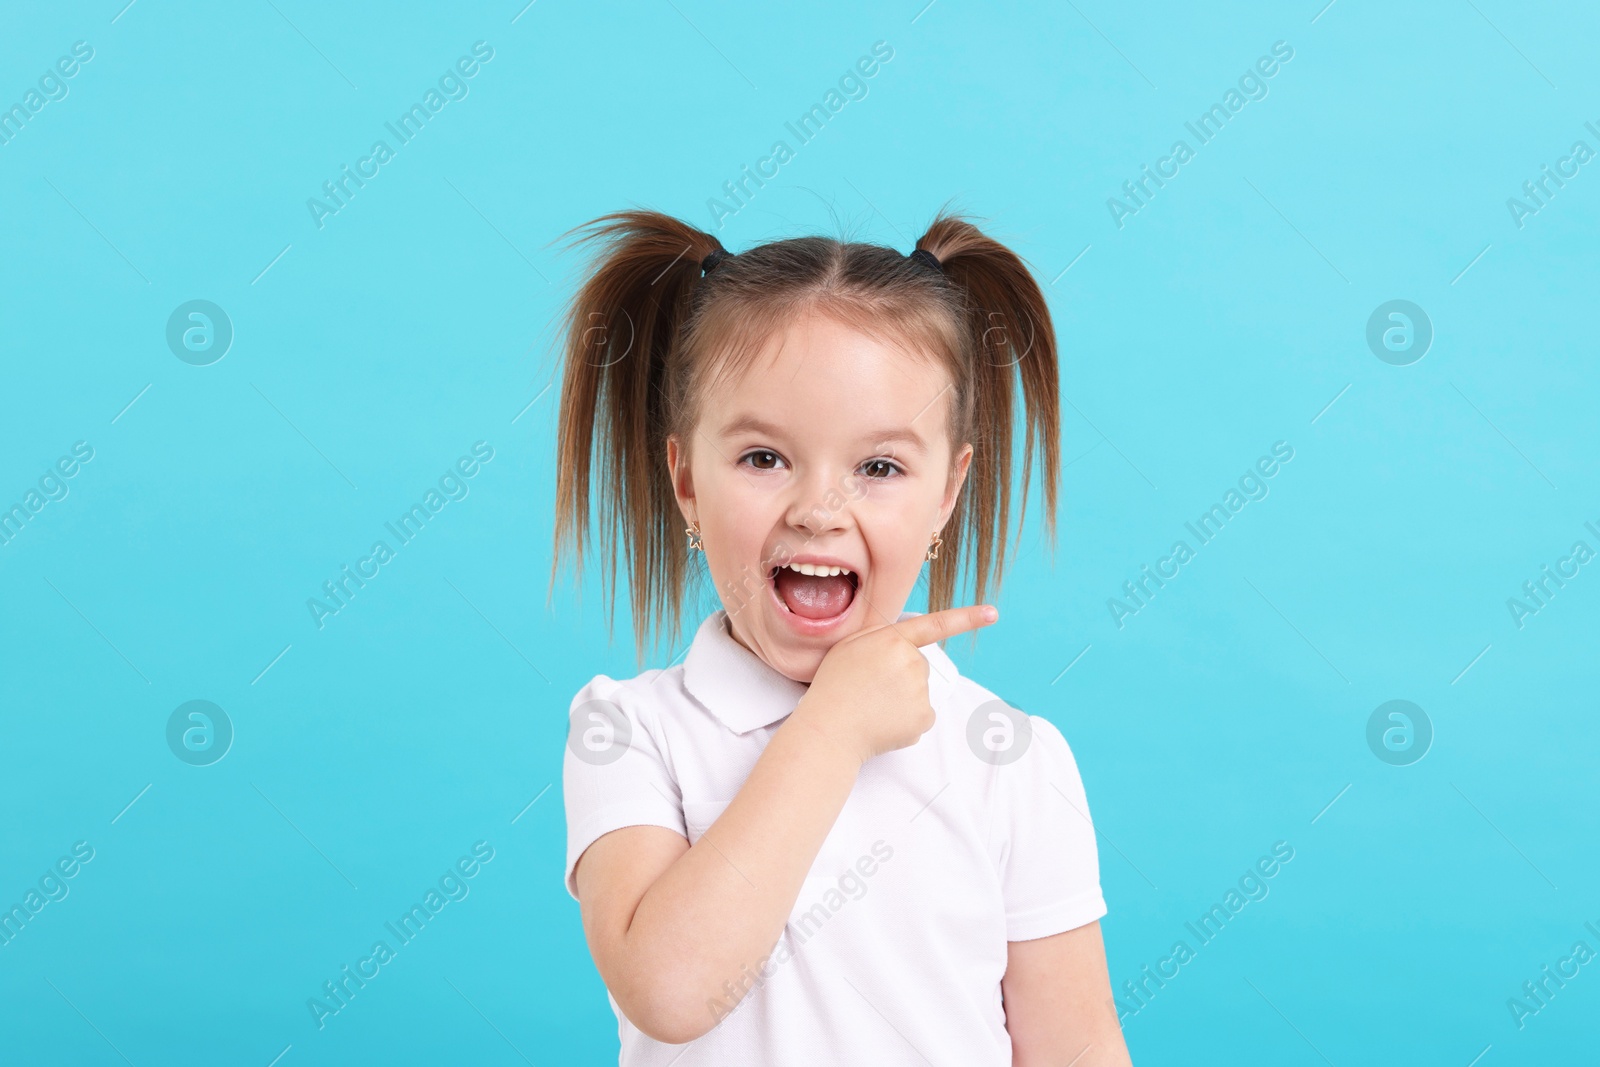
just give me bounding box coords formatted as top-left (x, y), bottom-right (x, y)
top-left (775, 569), bottom-right (855, 620)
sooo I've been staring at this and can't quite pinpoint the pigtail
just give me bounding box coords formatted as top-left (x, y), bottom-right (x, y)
top-left (550, 209), bottom-right (724, 661)
top-left (914, 213), bottom-right (1061, 616)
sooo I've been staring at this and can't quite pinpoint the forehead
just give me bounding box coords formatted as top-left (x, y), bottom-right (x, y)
top-left (705, 312), bottom-right (954, 446)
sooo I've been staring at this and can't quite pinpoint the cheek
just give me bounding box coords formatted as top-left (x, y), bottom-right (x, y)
top-left (857, 481), bottom-right (941, 537)
top-left (861, 519), bottom-right (930, 574)
top-left (705, 505), bottom-right (777, 576)
top-left (703, 476), bottom-right (768, 535)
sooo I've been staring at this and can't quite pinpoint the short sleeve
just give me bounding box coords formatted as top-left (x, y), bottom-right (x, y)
top-left (561, 675), bottom-right (687, 902)
top-left (998, 714), bottom-right (1107, 941)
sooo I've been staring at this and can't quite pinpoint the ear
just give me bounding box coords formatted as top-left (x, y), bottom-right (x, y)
top-left (665, 432), bottom-right (696, 522)
top-left (936, 442), bottom-right (974, 529)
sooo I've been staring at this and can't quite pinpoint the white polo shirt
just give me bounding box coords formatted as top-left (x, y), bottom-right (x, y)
top-left (562, 608), bottom-right (1106, 1066)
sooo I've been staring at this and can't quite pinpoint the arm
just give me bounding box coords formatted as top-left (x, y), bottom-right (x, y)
top-left (1003, 921), bottom-right (1133, 1067)
top-left (573, 606), bottom-right (997, 1045)
top-left (573, 706), bottom-right (861, 1044)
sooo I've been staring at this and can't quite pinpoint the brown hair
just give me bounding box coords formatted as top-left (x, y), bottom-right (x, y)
top-left (549, 206), bottom-right (1060, 662)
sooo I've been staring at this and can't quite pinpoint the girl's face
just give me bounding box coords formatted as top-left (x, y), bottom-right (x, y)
top-left (666, 310), bottom-right (973, 685)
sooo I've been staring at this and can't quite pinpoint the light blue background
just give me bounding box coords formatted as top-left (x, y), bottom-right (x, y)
top-left (2, 0), bottom-right (1596, 1063)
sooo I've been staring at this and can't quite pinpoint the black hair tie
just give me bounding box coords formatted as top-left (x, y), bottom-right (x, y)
top-left (908, 247), bottom-right (943, 273)
top-left (701, 246), bottom-right (729, 276)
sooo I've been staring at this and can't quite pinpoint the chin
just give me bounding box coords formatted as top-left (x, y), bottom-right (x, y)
top-left (766, 640), bottom-right (827, 686)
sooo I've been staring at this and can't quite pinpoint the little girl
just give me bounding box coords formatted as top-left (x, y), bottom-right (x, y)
top-left (551, 208), bottom-right (1132, 1066)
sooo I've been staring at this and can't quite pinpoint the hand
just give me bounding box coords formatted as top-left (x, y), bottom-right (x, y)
top-left (794, 605), bottom-right (1000, 766)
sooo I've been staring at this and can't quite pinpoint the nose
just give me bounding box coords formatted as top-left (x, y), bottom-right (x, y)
top-left (784, 463), bottom-right (852, 539)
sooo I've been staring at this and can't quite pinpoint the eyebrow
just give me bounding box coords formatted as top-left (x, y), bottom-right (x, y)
top-left (718, 414), bottom-right (928, 455)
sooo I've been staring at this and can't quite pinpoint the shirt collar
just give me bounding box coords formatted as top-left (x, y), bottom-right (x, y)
top-left (681, 608), bottom-right (961, 735)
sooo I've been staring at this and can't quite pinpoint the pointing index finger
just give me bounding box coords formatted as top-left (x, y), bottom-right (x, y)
top-left (889, 605), bottom-right (999, 648)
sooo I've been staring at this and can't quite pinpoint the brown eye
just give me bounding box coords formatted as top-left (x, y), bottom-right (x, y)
top-left (742, 450), bottom-right (782, 471)
top-left (861, 459), bottom-right (902, 480)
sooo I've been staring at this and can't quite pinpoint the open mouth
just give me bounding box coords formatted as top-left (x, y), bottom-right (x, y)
top-left (767, 562), bottom-right (860, 623)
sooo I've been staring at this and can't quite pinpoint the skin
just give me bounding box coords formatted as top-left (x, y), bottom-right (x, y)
top-left (1005, 923), bottom-right (1134, 1066)
top-left (572, 309), bottom-right (1132, 1061)
top-left (671, 307), bottom-right (973, 677)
